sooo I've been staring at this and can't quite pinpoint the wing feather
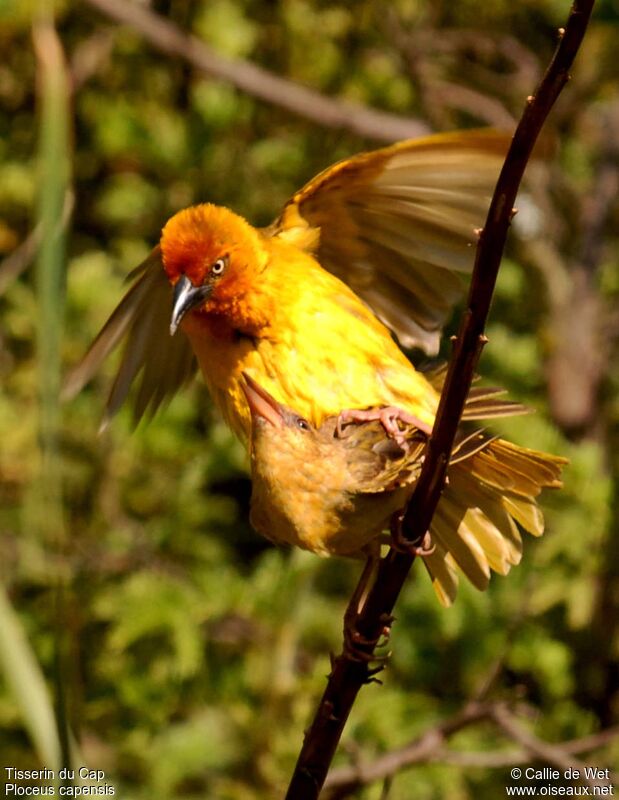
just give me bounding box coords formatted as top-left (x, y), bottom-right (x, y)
top-left (63, 248), bottom-right (197, 427)
top-left (431, 501), bottom-right (491, 590)
top-left (270, 130), bottom-right (510, 351)
top-left (421, 543), bottom-right (460, 607)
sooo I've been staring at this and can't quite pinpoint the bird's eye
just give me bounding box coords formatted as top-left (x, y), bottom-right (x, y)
top-left (211, 256), bottom-right (228, 276)
top-left (296, 417), bottom-right (310, 431)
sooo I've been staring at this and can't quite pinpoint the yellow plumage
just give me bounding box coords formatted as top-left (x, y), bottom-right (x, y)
top-left (65, 129), bottom-right (511, 426)
top-left (64, 129), bottom-right (567, 603)
top-left (242, 374), bottom-right (565, 606)
top-left (179, 230), bottom-right (440, 440)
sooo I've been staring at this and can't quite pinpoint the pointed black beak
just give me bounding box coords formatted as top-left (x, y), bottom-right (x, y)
top-left (170, 276), bottom-right (212, 336)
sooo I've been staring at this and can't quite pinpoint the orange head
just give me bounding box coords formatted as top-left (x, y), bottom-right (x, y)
top-left (160, 204), bottom-right (268, 334)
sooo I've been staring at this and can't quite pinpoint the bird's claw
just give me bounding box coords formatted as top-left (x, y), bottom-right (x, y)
top-left (336, 405), bottom-right (432, 447)
top-left (390, 510), bottom-right (436, 557)
top-left (342, 613), bottom-right (393, 664)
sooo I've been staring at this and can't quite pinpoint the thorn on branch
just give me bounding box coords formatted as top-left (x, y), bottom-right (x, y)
top-left (320, 700), bottom-right (338, 722)
top-left (364, 664), bottom-right (386, 685)
top-left (366, 664), bottom-right (386, 680)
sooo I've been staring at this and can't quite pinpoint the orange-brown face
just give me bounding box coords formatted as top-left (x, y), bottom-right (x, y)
top-left (160, 203), bottom-right (267, 334)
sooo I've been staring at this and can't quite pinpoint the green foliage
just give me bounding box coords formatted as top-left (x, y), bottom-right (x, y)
top-left (0, 1), bottom-right (617, 798)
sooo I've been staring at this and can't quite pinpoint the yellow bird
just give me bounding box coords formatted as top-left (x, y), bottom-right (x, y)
top-left (241, 372), bottom-right (565, 605)
top-left (66, 129), bottom-right (510, 439)
top-left (65, 129), bottom-right (566, 598)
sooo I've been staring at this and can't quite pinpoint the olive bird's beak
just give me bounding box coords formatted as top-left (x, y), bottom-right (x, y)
top-left (170, 276), bottom-right (212, 336)
top-left (241, 372), bottom-right (285, 428)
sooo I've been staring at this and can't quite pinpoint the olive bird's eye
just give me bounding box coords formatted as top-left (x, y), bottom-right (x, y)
top-left (211, 256), bottom-right (228, 276)
top-left (296, 417), bottom-right (310, 431)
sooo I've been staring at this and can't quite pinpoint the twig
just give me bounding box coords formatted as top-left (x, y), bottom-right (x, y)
top-left (562, 726), bottom-right (619, 754)
top-left (424, 79), bottom-right (518, 129)
top-left (0, 191), bottom-right (73, 297)
top-left (0, 27), bottom-right (108, 296)
top-left (322, 701), bottom-right (619, 797)
top-left (69, 27), bottom-right (116, 91)
top-left (285, 3), bottom-right (595, 798)
top-left (0, 226), bottom-right (42, 297)
top-left (385, 14), bottom-right (539, 129)
top-left (322, 701), bottom-right (494, 797)
top-left (0, 22), bottom-right (114, 296)
top-left (489, 704), bottom-right (616, 791)
top-left (82, 0), bottom-right (431, 143)
top-left (578, 104), bottom-right (619, 274)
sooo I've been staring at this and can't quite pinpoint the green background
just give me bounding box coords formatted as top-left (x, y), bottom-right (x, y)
top-left (0, 1), bottom-right (617, 798)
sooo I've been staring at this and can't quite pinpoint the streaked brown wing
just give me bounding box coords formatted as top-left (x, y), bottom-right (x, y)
top-left (63, 248), bottom-right (197, 428)
top-left (327, 417), bottom-right (426, 493)
top-left (268, 130), bottom-right (510, 353)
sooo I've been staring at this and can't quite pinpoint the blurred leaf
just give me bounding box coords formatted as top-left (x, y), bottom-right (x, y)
top-left (0, 584), bottom-right (60, 768)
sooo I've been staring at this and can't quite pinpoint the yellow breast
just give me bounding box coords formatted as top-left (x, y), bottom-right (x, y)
top-left (181, 238), bottom-right (439, 443)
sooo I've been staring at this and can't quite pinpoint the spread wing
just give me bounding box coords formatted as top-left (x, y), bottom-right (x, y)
top-left (267, 130), bottom-right (510, 353)
top-left (63, 248), bottom-right (196, 428)
top-left (66, 130), bottom-right (510, 425)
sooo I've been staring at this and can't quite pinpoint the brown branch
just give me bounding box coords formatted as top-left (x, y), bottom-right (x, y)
top-left (285, 3), bottom-right (595, 798)
top-left (393, 22), bottom-right (542, 90)
top-left (425, 79), bottom-right (518, 129)
top-left (0, 190), bottom-right (74, 298)
top-left (562, 726), bottom-right (619, 754)
top-left (0, 226), bottom-right (41, 297)
top-left (385, 14), bottom-right (540, 129)
top-left (539, 99), bottom-right (619, 435)
top-left (579, 139), bottom-right (619, 274)
top-left (490, 705), bottom-right (617, 791)
top-left (323, 701), bottom-right (619, 797)
top-left (322, 701), bottom-right (493, 798)
top-left (81, 0), bottom-right (431, 143)
top-left (69, 27), bottom-right (116, 91)
top-left (435, 29), bottom-right (541, 88)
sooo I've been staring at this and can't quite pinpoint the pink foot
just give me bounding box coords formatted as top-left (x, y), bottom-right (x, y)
top-left (336, 406), bottom-right (432, 446)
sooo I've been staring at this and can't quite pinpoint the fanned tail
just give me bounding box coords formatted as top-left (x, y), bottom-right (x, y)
top-left (418, 373), bottom-right (567, 605)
